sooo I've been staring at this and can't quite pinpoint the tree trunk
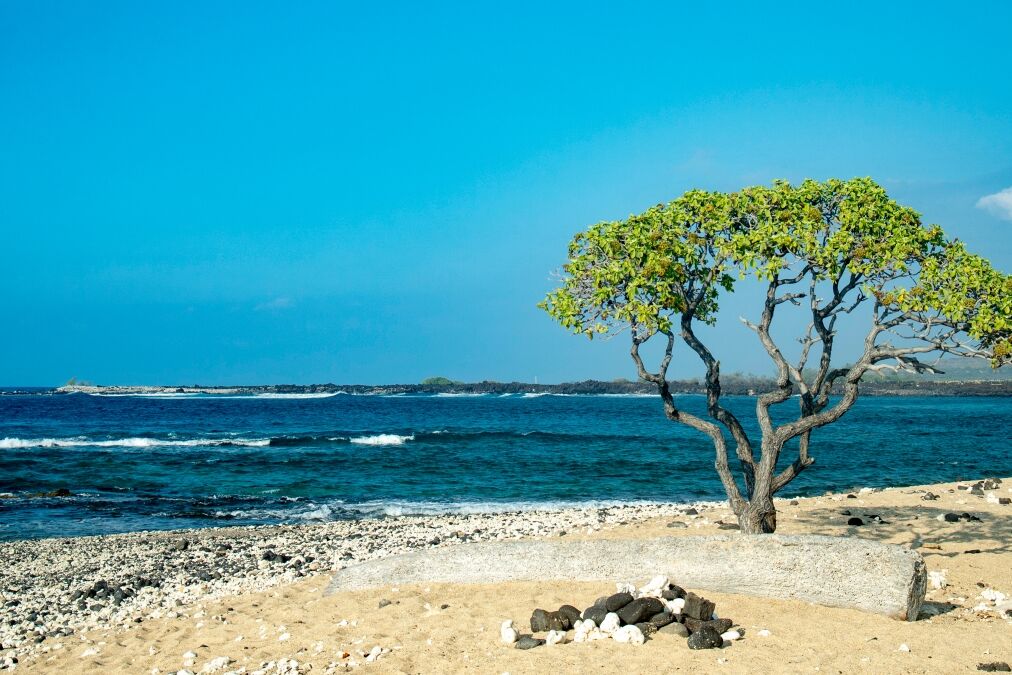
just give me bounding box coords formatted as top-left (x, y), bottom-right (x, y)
top-left (736, 497), bottom-right (777, 534)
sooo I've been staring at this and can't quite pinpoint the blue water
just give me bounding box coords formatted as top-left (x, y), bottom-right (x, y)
top-left (0, 392), bottom-right (1009, 541)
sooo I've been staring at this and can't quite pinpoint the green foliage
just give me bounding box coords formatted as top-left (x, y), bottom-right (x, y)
top-left (421, 376), bottom-right (456, 386)
top-left (540, 178), bottom-right (1011, 365)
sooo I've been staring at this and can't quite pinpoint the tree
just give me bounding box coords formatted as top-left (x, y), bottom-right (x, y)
top-left (541, 178), bottom-right (1010, 533)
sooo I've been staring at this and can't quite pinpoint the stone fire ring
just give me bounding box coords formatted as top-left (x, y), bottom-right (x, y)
top-left (326, 534), bottom-right (926, 621)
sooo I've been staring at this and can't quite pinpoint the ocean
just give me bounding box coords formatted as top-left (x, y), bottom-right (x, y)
top-left (1, 391), bottom-right (1009, 541)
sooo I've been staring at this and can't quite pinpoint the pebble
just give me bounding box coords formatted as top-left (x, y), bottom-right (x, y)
top-left (500, 620), bottom-right (518, 644)
top-left (0, 500), bottom-right (707, 663)
top-left (515, 635), bottom-right (544, 650)
top-left (720, 630), bottom-right (741, 643)
top-left (977, 663), bottom-right (1012, 672)
top-left (611, 625), bottom-right (645, 645)
top-left (545, 630), bottom-right (565, 646)
top-left (200, 656), bottom-right (231, 673)
top-left (639, 575), bottom-right (668, 595)
top-left (599, 612), bottom-right (621, 634)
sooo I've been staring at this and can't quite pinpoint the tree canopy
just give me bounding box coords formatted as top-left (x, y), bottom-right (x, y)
top-left (542, 177), bottom-right (1009, 364)
top-left (541, 177), bottom-right (1011, 532)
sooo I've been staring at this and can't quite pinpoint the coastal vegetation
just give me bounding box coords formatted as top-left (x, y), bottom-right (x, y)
top-left (541, 178), bottom-right (1011, 533)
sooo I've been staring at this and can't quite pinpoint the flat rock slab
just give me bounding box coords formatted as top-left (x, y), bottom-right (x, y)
top-left (327, 534), bottom-right (926, 620)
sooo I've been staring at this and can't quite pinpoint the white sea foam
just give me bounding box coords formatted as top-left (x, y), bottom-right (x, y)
top-left (254, 392), bottom-right (339, 399)
top-left (0, 437), bottom-right (270, 449)
top-left (348, 433), bottom-right (414, 446)
top-left (88, 392), bottom-right (203, 398)
top-left (434, 392), bottom-right (487, 397)
top-left (213, 497), bottom-right (723, 522)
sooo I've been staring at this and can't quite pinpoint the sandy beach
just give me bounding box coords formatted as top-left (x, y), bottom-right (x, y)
top-left (3, 477), bottom-right (1010, 674)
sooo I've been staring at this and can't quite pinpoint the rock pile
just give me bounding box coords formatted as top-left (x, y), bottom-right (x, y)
top-left (501, 575), bottom-right (742, 650)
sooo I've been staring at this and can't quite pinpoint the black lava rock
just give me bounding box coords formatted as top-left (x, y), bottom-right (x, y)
top-left (558, 605), bottom-right (582, 626)
top-left (634, 622), bottom-right (658, 638)
top-left (604, 592), bottom-right (634, 612)
top-left (545, 611), bottom-right (570, 631)
top-left (617, 597), bottom-right (665, 625)
top-left (582, 606), bottom-right (608, 625)
top-left (686, 625), bottom-right (723, 649)
top-left (662, 585), bottom-right (686, 600)
top-left (684, 617), bottom-right (733, 635)
top-left (648, 612), bottom-right (675, 628)
top-left (922, 492), bottom-right (939, 501)
top-left (847, 517), bottom-right (865, 526)
top-left (681, 592), bottom-right (716, 621)
top-left (978, 663), bottom-right (1012, 672)
top-left (592, 595), bottom-right (610, 609)
top-left (530, 609), bottom-right (549, 633)
top-left (515, 635), bottom-right (545, 650)
top-left (659, 622), bottom-right (689, 637)
top-left (944, 513), bottom-right (960, 522)
top-left (170, 540), bottom-right (189, 552)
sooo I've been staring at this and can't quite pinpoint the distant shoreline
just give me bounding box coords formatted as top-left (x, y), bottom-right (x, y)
top-left (41, 378), bottom-right (1012, 397)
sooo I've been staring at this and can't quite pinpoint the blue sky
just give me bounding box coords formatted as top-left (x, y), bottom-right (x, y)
top-left (2, 1), bottom-right (1011, 385)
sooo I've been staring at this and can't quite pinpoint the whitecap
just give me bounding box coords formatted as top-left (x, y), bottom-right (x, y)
top-left (348, 433), bottom-right (414, 446)
top-left (254, 392), bottom-right (339, 399)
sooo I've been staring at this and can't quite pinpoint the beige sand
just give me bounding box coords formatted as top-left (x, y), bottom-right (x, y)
top-left (21, 478), bottom-right (1012, 674)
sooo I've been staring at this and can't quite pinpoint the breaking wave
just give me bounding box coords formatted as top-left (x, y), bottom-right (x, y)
top-left (0, 437), bottom-right (271, 449)
top-left (348, 433), bottom-right (415, 446)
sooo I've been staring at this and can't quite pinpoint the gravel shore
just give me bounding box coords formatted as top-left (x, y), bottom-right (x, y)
top-left (0, 501), bottom-right (708, 665)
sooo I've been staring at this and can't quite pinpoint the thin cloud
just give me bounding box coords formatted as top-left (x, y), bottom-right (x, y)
top-left (255, 297), bottom-right (293, 311)
top-left (975, 186), bottom-right (1012, 221)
